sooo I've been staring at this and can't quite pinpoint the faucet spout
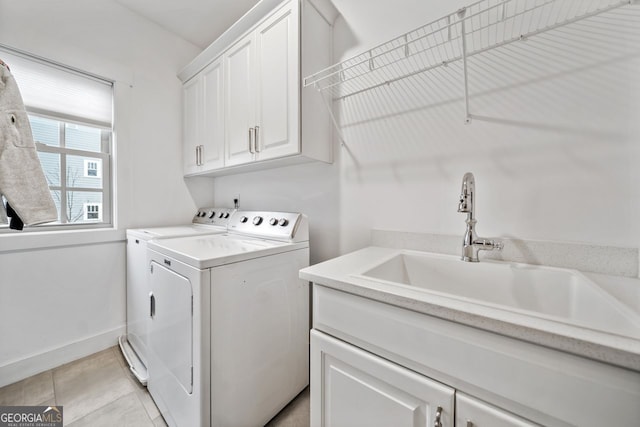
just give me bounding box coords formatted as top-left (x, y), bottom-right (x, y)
top-left (457, 172), bottom-right (475, 218)
top-left (457, 172), bottom-right (503, 262)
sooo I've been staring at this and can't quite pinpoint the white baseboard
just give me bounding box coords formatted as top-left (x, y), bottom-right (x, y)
top-left (0, 326), bottom-right (125, 388)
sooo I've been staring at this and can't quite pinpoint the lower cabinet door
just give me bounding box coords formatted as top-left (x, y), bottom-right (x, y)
top-left (310, 330), bottom-right (455, 427)
top-left (456, 393), bottom-right (539, 427)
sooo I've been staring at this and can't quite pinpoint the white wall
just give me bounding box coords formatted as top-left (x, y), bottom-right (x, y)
top-left (214, 0), bottom-right (640, 263)
top-left (0, 0), bottom-right (205, 386)
top-left (329, 0), bottom-right (640, 254)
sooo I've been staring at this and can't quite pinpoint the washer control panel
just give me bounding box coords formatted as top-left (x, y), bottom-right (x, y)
top-left (228, 211), bottom-right (308, 242)
top-left (192, 207), bottom-right (236, 226)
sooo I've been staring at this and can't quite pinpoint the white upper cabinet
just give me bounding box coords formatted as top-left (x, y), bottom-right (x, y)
top-left (179, 0), bottom-right (336, 177)
top-left (200, 59), bottom-right (225, 170)
top-left (182, 76), bottom-right (201, 175)
top-left (183, 58), bottom-right (225, 175)
top-left (254, 1), bottom-right (299, 161)
top-left (224, 33), bottom-right (256, 167)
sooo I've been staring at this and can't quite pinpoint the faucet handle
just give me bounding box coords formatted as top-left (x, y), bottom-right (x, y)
top-left (474, 238), bottom-right (503, 251)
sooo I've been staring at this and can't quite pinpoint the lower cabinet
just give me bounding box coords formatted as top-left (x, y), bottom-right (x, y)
top-left (311, 330), bottom-right (454, 427)
top-left (456, 393), bottom-right (537, 427)
top-left (311, 330), bottom-right (538, 427)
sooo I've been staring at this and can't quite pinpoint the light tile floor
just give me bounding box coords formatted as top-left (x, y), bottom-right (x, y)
top-left (0, 346), bottom-right (310, 426)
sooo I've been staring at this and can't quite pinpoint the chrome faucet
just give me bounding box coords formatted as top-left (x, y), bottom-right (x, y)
top-left (457, 172), bottom-right (503, 262)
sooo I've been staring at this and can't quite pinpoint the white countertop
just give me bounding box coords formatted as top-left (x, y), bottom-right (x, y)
top-left (300, 246), bottom-right (640, 372)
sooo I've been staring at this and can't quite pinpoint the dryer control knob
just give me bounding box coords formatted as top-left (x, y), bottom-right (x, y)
top-left (240, 216), bottom-right (248, 223)
top-left (253, 216), bottom-right (263, 225)
top-left (269, 218), bottom-right (278, 226)
top-left (208, 211), bottom-right (216, 218)
top-left (219, 212), bottom-right (225, 218)
top-left (224, 212), bottom-right (230, 218)
top-left (278, 218), bottom-right (289, 227)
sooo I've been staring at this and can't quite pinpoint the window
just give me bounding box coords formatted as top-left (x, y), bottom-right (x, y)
top-left (84, 203), bottom-right (102, 221)
top-left (84, 160), bottom-right (101, 178)
top-left (31, 115), bottom-right (111, 225)
top-left (1, 45), bottom-right (113, 229)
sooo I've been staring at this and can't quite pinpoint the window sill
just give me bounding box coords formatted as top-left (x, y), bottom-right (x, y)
top-left (0, 227), bottom-right (125, 253)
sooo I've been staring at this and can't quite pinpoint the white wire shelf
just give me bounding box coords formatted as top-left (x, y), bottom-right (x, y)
top-left (304, 0), bottom-right (638, 123)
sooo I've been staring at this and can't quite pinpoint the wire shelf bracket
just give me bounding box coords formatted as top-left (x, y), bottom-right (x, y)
top-left (304, 0), bottom-right (638, 132)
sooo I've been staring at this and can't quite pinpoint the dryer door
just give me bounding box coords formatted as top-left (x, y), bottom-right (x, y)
top-left (149, 261), bottom-right (193, 395)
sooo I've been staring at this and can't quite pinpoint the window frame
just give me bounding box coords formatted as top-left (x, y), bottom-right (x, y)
top-left (0, 112), bottom-right (113, 233)
top-left (32, 112), bottom-right (113, 229)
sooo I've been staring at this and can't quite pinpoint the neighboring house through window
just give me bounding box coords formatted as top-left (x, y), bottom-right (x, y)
top-left (84, 160), bottom-right (101, 178)
top-left (84, 203), bottom-right (101, 221)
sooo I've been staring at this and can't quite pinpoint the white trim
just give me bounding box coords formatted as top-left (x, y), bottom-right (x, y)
top-left (0, 325), bottom-right (125, 388)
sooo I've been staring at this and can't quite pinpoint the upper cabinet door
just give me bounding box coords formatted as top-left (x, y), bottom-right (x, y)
top-left (224, 33), bottom-right (256, 167)
top-left (182, 76), bottom-right (201, 175)
top-left (255, 1), bottom-right (300, 161)
top-left (200, 58), bottom-right (225, 170)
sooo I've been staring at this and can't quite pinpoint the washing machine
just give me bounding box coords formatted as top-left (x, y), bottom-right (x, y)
top-left (146, 211), bottom-right (309, 427)
top-left (120, 207), bottom-right (235, 385)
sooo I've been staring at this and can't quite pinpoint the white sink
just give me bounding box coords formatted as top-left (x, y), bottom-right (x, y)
top-left (357, 251), bottom-right (640, 338)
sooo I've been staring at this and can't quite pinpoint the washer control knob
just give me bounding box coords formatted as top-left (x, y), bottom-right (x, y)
top-left (278, 218), bottom-right (289, 227)
top-left (224, 212), bottom-right (230, 218)
top-left (240, 216), bottom-right (248, 223)
top-left (208, 211), bottom-right (216, 218)
top-left (269, 218), bottom-right (278, 226)
top-left (218, 212), bottom-right (224, 218)
top-left (253, 216), bottom-right (263, 225)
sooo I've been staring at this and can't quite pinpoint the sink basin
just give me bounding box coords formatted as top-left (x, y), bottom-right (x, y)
top-left (357, 252), bottom-right (640, 338)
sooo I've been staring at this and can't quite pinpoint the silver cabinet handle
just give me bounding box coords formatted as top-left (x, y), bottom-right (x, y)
top-left (149, 292), bottom-right (155, 318)
top-left (196, 145), bottom-right (204, 166)
top-left (199, 145), bottom-right (204, 165)
top-left (249, 127), bottom-right (255, 154)
top-left (434, 406), bottom-right (443, 427)
top-left (254, 125), bottom-right (260, 152)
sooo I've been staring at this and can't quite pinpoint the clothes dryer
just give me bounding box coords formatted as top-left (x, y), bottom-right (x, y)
top-left (146, 211), bottom-right (309, 427)
top-left (120, 207), bottom-right (235, 385)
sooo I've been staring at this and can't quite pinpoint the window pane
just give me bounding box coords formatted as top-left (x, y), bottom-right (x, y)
top-left (66, 191), bottom-right (102, 223)
top-left (49, 190), bottom-right (62, 223)
top-left (29, 115), bottom-right (60, 147)
top-left (66, 123), bottom-right (102, 152)
top-left (37, 152), bottom-right (60, 187)
top-left (67, 155), bottom-right (102, 189)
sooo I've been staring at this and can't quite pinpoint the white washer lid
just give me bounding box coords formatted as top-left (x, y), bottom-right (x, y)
top-left (126, 224), bottom-right (226, 241)
top-left (148, 233), bottom-right (309, 269)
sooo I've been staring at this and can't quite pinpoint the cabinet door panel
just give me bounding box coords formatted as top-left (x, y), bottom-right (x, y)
top-left (311, 330), bottom-right (454, 427)
top-left (224, 34), bottom-right (256, 166)
top-left (200, 59), bottom-right (224, 170)
top-left (457, 393), bottom-right (539, 427)
top-left (255, 2), bottom-right (300, 160)
top-left (182, 76), bottom-right (201, 175)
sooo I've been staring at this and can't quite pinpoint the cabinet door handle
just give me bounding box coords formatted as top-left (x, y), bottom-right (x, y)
top-left (434, 406), bottom-right (443, 427)
top-left (196, 145), bottom-right (204, 166)
top-left (149, 292), bottom-right (155, 318)
top-left (254, 125), bottom-right (260, 152)
top-left (199, 145), bottom-right (204, 165)
top-left (249, 127), bottom-right (255, 154)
